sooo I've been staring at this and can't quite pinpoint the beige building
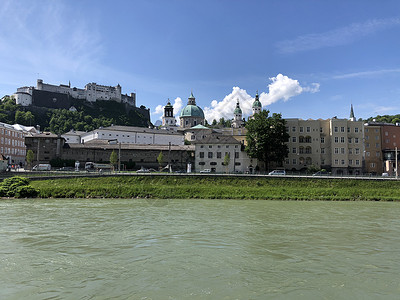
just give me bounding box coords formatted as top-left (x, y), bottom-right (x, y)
top-left (284, 117), bottom-right (364, 175)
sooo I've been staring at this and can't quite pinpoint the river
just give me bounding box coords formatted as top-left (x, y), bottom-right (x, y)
top-left (1, 199), bottom-right (399, 299)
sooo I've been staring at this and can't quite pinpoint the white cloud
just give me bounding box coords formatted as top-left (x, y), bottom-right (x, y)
top-left (332, 68), bottom-right (400, 79)
top-left (276, 17), bottom-right (400, 54)
top-left (204, 74), bottom-right (319, 122)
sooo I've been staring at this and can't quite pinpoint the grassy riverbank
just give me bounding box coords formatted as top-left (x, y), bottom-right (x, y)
top-left (29, 175), bottom-right (400, 201)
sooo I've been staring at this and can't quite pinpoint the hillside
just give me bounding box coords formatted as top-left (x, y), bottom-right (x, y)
top-left (0, 96), bottom-right (151, 133)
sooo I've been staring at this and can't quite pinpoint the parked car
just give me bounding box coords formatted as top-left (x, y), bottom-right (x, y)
top-left (136, 167), bottom-right (150, 173)
top-left (268, 170), bottom-right (286, 176)
top-left (382, 173), bottom-right (389, 177)
top-left (313, 170), bottom-right (329, 176)
top-left (200, 169), bottom-right (211, 173)
top-left (57, 166), bottom-right (74, 171)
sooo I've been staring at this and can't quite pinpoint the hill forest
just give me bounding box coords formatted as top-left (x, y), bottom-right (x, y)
top-left (0, 96), bottom-right (150, 134)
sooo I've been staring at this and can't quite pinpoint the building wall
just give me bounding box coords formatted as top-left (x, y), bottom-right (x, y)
top-left (81, 127), bottom-right (184, 146)
top-left (24, 133), bottom-right (63, 165)
top-left (284, 118), bottom-right (364, 174)
top-left (0, 123), bottom-right (28, 166)
top-left (284, 119), bottom-right (323, 171)
top-left (364, 125), bottom-right (383, 175)
top-left (195, 143), bottom-right (254, 173)
top-left (15, 79), bottom-right (136, 107)
top-left (180, 116), bottom-right (204, 128)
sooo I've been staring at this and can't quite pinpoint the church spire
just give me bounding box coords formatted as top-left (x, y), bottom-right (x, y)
top-left (350, 104), bottom-right (355, 121)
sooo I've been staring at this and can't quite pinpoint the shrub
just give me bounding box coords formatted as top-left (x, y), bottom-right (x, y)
top-left (15, 186), bottom-right (39, 198)
top-left (0, 176), bottom-right (38, 198)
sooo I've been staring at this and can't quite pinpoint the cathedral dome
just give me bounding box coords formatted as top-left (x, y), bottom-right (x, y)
top-left (180, 105), bottom-right (205, 118)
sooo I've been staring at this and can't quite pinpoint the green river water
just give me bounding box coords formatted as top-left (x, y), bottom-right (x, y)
top-left (1, 199), bottom-right (400, 299)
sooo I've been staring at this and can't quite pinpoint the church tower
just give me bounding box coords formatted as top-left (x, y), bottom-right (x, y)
top-left (162, 99), bottom-right (176, 128)
top-left (250, 91), bottom-right (262, 119)
top-left (349, 104), bottom-right (356, 121)
top-left (232, 99), bottom-right (244, 128)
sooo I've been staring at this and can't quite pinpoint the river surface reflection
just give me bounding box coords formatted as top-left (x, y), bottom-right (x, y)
top-left (1, 199), bottom-right (400, 299)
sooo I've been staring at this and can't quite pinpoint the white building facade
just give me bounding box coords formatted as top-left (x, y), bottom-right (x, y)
top-left (194, 135), bottom-right (255, 173)
top-left (80, 125), bottom-right (184, 146)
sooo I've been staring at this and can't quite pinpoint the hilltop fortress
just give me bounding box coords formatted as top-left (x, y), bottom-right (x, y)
top-left (13, 79), bottom-right (136, 109)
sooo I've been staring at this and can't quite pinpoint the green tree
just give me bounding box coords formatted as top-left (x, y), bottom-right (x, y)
top-left (157, 151), bottom-right (164, 171)
top-left (110, 150), bottom-right (118, 171)
top-left (26, 150), bottom-right (35, 170)
top-left (223, 153), bottom-right (230, 173)
top-left (245, 110), bottom-right (289, 171)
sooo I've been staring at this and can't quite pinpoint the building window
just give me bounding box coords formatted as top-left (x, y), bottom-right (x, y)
top-left (209, 145), bottom-right (212, 148)
top-left (235, 152), bottom-right (239, 159)
top-left (306, 127), bottom-right (310, 132)
top-left (199, 162), bottom-right (205, 165)
top-left (334, 137), bottom-right (338, 143)
top-left (334, 148), bottom-right (339, 154)
top-left (299, 127), bottom-right (303, 132)
top-left (321, 148), bottom-right (325, 154)
top-left (292, 127), bottom-right (296, 132)
top-left (349, 148), bottom-right (352, 154)
top-left (341, 127), bottom-right (345, 132)
top-left (376, 151), bottom-right (380, 157)
top-left (370, 163), bottom-right (376, 168)
top-left (208, 152), bottom-right (213, 159)
top-left (366, 151), bottom-right (370, 157)
top-left (341, 160), bottom-right (345, 165)
top-left (292, 147), bottom-right (297, 154)
top-left (348, 137), bottom-right (352, 143)
top-left (349, 159), bottom-right (353, 165)
top-left (341, 148), bottom-right (345, 154)
top-left (334, 127), bottom-right (338, 132)
top-left (292, 159), bottom-right (297, 164)
top-left (340, 137), bottom-right (345, 143)
top-left (356, 160), bottom-right (360, 165)
top-left (355, 138), bottom-right (359, 143)
top-left (334, 159), bottom-right (339, 165)
top-left (355, 128), bottom-right (359, 133)
top-left (355, 148), bottom-right (360, 154)
top-left (217, 152), bottom-right (221, 158)
top-left (199, 152), bottom-right (204, 158)
top-left (321, 137), bottom-right (325, 143)
top-left (292, 137), bottom-right (296, 142)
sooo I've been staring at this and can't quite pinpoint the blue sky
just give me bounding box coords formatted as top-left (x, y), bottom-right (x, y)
top-left (1, 0), bottom-right (400, 124)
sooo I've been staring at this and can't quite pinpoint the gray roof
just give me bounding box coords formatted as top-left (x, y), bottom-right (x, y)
top-left (91, 125), bottom-right (183, 136)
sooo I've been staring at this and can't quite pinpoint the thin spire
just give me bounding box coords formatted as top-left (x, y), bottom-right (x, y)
top-left (350, 104), bottom-right (355, 121)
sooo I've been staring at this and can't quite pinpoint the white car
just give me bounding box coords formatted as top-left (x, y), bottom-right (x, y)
top-left (268, 170), bottom-right (286, 176)
top-left (200, 169), bottom-right (211, 173)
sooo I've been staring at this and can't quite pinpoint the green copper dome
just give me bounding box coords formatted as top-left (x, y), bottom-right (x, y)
top-left (252, 92), bottom-right (262, 108)
top-left (180, 105), bottom-right (205, 118)
top-left (234, 100), bottom-right (242, 114)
